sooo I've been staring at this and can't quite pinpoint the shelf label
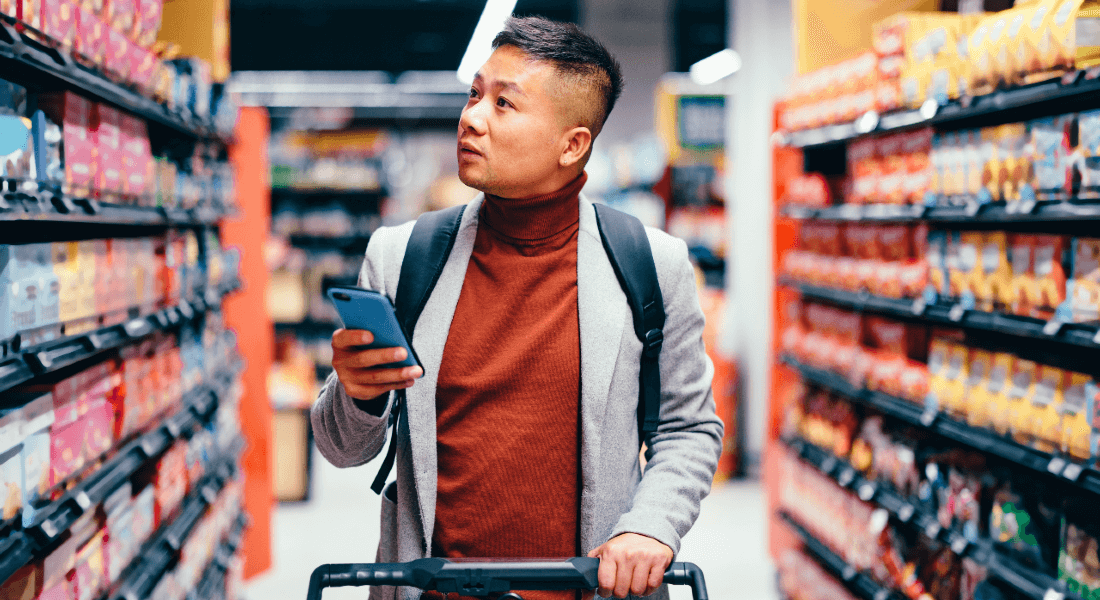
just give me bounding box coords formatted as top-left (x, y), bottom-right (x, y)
top-left (1048, 456), bottom-right (1067, 475)
top-left (1092, 327), bottom-right (1100, 346)
top-left (921, 409), bottom-right (939, 427)
top-left (858, 483), bottom-right (877, 501)
top-left (841, 565), bottom-right (857, 582)
top-left (74, 491), bottom-right (92, 511)
top-left (897, 504), bottom-right (915, 522)
top-left (911, 297), bottom-right (928, 316)
top-left (838, 204), bottom-right (863, 220)
top-left (925, 522), bottom-right (942, 539)
top-left (820, 457), bottom-right (838, 474)
top-left (951, 536), bottom-right (969, 555)
top-left (1063, 463), bottom-right (1084, 481)
top-left (1043, 319), bottom-right (1065, 336)
top-left (949, 304), bottom-right (967, 322)
top-left (873, 589), bottom-right (889, 600)
top-left (837, 468), bottom-right (856, 487)
top-left (1044, 589), bottom-right (1065, 600)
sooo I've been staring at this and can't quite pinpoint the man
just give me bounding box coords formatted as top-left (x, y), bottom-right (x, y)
top-left (311, 16), bottom-right (723, 600)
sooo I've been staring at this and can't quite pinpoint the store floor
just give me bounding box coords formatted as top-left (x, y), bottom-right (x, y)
top-left (244, 448), bottom-right (777, 600)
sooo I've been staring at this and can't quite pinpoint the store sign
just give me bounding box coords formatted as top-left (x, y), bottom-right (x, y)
top-left (677, 95), bottom-right (725, 150)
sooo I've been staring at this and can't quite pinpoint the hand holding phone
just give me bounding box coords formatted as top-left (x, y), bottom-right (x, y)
top-left (328, 286), bottom-right (424, 402)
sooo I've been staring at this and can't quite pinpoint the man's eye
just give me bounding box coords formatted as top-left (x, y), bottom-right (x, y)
top-left (497, 97), bottom-right (510, 108)
top-left (468, 88), bottom-right (479, 98)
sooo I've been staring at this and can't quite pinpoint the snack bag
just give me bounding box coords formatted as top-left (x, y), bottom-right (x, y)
top-left (1031, 115), bottom-right (1072, 200)
top-left (980, 126), bottom-right (1004, 203)
top-left (943, 343), bottom-right (971, 421)
top-left (1008, 359), bottom-right (1039, 444)
top-left (1034, 234), bottom-right (1069, 320)
top-left (1069, 237), bottom-right (1100, 323)
top-left (1028, 365), bottom-right (1065, 453)
top-left (1018, 1), bottom-right (1054, 78)
top-left (925, 339), bottom-right (952, 414)
top-left (1009, 234), bottom-right (1037, 315)
top-left (964, 130), bottom-right (986, 199)
top-left (977, 231), bottom-right (1012, 312)
top-left (926, 229), bottom-right (949, 301)
top-left (1061, 372), bottom-right (1096, 461)
top-left (1000, 122), bottom-right (1033, 203)
top-left (955, 231), bottom-right (983, 306)
top-left (985, 353), bottom-right (1016, 436)
top-left (965, 350), bottom-right (995, 429)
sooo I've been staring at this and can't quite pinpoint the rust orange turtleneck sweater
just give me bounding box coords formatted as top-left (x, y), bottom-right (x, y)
top-left (431, 173), bottom-right (586, 589)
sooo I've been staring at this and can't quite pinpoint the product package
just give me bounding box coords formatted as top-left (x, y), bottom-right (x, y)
top-left (1031, 115), bottom-right (1072, 201)
top-left (984, 352), bottom-right (1016, 436)
top-left (1076, 109), bottom-right (1100, 199)
top-left (94, 104), bottom-right (122, 197)
top-left (955, 232), bottom-right (983, 306)
top-left (976, 231), bottom-right (1012, 312)
top-left (964, 350), bottom-right (994, 429)
top-left (1009, 234), bottom-right (1037, 316)
top-left (1060, 495), bottom-right (1100, 599)
top-left (1026, 365), bottom-right (1066, 453)
top-left (1069, 237), bottom-right (1100, 323)
top-left (1008, 359), bottom-right (1039, 444)
top-left (1034, 234), bottom-right (1069, 320)
top-left (1060, 372), bottom-right (1096, 462)
top-left (38, 92), bottom-right (96, 198)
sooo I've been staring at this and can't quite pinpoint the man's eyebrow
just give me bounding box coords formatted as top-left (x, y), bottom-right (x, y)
top-left (471, 73), bottom-right (527, 97)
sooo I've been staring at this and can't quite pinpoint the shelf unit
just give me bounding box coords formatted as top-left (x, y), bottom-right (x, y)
top-left (769, 58), bottom-right (1100, 600)
top-left (782, 281), bottom-right (1100, 352)
top-left (0, 278), bottom-right (242, 394)
top-left (0, 365), bottom-right (242, 585)
top-left (105, 441), bottom-right (243, 600)
top-left (784, 69), bottom-right (1100, 149)
top-left (782, 436), bottom-right (1085, 600)
top-left (780, 354), bottom-right (1100, 498)
top-left (0, 17), bottom-right (219, 142)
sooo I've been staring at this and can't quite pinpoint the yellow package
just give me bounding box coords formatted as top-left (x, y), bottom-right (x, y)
top-left (985, 353), bottom-right (1016, 435)
top-left (1000, 123), bottom-right (1032, 203)
top-left (1027, 365), bottom-right (1066, 453)
top-left (981, 126), bottom-right (1003, 203)
top-left (996, 8), bottom-right (1032, 87)
top-left (1043, 0), bottom-right (1094, 74)
top-left (1061, 372), bottom-right (1096, 460)
top-left (965, 350), bottom-right (995, 428)
top-left (1008, 358), bottom-right (1039, 444)
top-left (965, 130), bottom-right (986, 198)
top-left (978, 232), bottom-right (1013, 312)
top-left (901, 45), bottom-right (933, 109)
top-left (1019, 1), bottom-right (1056, 79)
top-left (969, 15), bottom-right (1001, 95)
top-left (957, 232), bottom-right (984, 305)
top-left (52, 242), bottom-right (80, 323)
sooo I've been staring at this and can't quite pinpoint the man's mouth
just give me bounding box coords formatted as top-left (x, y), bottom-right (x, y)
top-left (458, 142), bottom-right (482, 156)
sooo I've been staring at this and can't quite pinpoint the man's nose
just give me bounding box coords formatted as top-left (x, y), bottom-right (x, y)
top-left (459, 99), bottom-right (488, 135)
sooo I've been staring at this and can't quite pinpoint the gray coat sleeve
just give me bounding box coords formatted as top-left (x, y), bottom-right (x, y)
top-left (309, 226), bottom-right (400, 469)
top-left (608, 235), bottom-right (724, 556)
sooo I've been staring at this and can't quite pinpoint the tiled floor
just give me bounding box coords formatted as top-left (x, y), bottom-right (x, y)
top-left (244, 449), bottom-right (778, 600)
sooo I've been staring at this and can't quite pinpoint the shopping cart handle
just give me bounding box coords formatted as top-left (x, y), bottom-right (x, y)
top-left (307, 558), bottom-right (708, 600)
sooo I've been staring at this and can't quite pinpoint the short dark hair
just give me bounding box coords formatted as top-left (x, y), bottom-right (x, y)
top-left (492, 16), bottom-right (624, 137)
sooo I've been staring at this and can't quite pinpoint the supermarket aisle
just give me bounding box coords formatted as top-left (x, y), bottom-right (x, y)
top-left (244, 449), bottom-right (777, 600)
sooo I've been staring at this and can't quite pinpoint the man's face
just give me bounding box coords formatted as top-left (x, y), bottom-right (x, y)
top-left (457, 45), bottom-right (575, 198)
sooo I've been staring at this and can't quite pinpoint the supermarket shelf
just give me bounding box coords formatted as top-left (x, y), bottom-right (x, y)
top-left (288, 234), bottom-right (371, 254)
top-left (0, 18), bottom-right (217, 140)
top-left (106, 439), bottom-right (245, 600)
top-left (271, 187), bottom-right (386, 198)
top-left (785, 70), bottom-right (1100, 149)
top-left (783, 280), bottom-right (1100, 351)
top-left (0, 193), bottom-right (233, 227)
top-left (778, 511), bottom-right (905, 600)
top-left (0, 364), bottom-right (241, 586)
top-left (781, 200), bottom-right (1100, 224)
top-left (274, 319), bottom-right (340, 335)
top-left (187, 513), bottom-right (247, 600)
top-left (0, 278), bottom-right (242, 395)
top-left (782, 436), bottom-right (1084, 600)
top-left (779, 354), bottom-right (1100, 497)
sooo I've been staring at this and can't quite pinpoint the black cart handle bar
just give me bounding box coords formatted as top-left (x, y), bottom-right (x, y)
top-left (306, 558), bottom-right (708, 600)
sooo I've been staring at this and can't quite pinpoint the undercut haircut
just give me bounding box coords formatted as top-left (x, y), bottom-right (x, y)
top-left (492, 16), bottom-right (624, 138)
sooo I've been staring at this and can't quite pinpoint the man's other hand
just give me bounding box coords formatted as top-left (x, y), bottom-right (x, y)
top-left (588, 533), bottom-right (673, 598)
top-left (331, 329), bottom-right (423, 401)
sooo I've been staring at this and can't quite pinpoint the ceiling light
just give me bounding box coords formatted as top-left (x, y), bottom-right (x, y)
top-left (689, 49), bottom-right (742, 86)
top-left (456, 0), bottom-right (518, 85)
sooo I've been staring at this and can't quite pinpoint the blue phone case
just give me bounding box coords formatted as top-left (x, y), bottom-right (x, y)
top-left (327, 286), bottom-right (421, 370)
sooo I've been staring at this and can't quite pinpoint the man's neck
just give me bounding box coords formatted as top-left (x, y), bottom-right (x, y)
top-left (481, 172), bottom-right (586, 241)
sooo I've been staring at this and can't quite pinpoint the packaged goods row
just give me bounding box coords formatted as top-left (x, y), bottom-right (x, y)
top-left (271, 203), bottom-right (380, 242)
top-left (781, 1), bottom-right (1100, 132)
top-left (269, 131), bottom-right (386, 193)
top-left (781, 221), bottom-right (1100, 323)
top-left (780, 300), bottom-right (1100, 466)
top-left (0, 83), bottom-right (236, 208)
top-left (781, 389), bottom-right (1100, 600)
top-left (0, 0), bottom-right (232, 130)
top-left (1, 317), bottom-right (239, 527)
top-left (0, 229), bottom-right (240, 352)
top-left (0, 457), bottom-right (243, 600)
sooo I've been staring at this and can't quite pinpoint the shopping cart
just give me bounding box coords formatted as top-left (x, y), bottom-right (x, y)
top-left (306, 558), bottom-right (709, 600)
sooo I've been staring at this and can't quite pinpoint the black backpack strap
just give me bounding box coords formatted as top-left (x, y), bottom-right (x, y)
top-left (592, 203), bottom-right (666, 443)
top-left (370, 204), bottom-right (467, 495)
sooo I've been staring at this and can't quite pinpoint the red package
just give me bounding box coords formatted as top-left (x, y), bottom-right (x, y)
top-left (134, 0), bottom-right (162, 46)
top-left (41, 0), bottom-right (76, 47)
top-left (846, 224), bottom-right (882, 259)
top-left (104, 26), bottom-right (130, 80)
top-left (104, 0), bottom-right (134, 36)
top-left (878, 225), bottom-right (913, 262)
top-left (39, 91), bottom-right (97, 197)
top-left (94, 104), bottom-right (123, 196)
top-left (901, 128), bottom-right (934, 204)
top-left (74, 8), bottom-right (106, 66)
top-left (848, 138), bottom-right (880, 204)
top-left (898, 260), bottom-right (929, 299)
top-left (877, 134), bottom-right (906, 205)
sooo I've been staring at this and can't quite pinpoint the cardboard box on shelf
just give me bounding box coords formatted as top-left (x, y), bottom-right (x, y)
top-left (134, 0), bottom-right (163, 46)
top-left (74, 7), bottom-right (107, 67)
top-left (94, 104), bottom-right (123, 197)
top-left (41, 0), bottom-right (76, 48)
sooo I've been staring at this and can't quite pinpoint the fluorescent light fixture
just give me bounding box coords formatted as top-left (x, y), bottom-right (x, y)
top-left (689, 49), bottom-right (742, 86)
top-left (456, 0), bottom-right (518, 85)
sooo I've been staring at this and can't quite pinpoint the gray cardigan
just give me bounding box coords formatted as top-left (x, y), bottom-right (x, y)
top-left (310, 194), bottom-right (724, 600)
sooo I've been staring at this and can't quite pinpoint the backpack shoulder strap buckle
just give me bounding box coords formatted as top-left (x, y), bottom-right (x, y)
top-left (643, 329), bottom-right (663, 358)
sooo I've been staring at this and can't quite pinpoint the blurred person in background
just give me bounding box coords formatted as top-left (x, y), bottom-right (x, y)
top-left (312, 15), bottom-right (723, 600)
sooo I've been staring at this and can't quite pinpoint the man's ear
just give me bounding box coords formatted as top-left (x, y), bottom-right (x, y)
top-left (560, 126), bottom-right (592, 168)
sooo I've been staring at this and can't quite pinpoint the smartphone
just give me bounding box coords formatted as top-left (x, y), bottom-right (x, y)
top-left (327, 286), bottom-right (422, 371)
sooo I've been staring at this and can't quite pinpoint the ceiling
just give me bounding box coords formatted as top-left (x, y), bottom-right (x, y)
top-left (230, 0), bottom-right (580, 73)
